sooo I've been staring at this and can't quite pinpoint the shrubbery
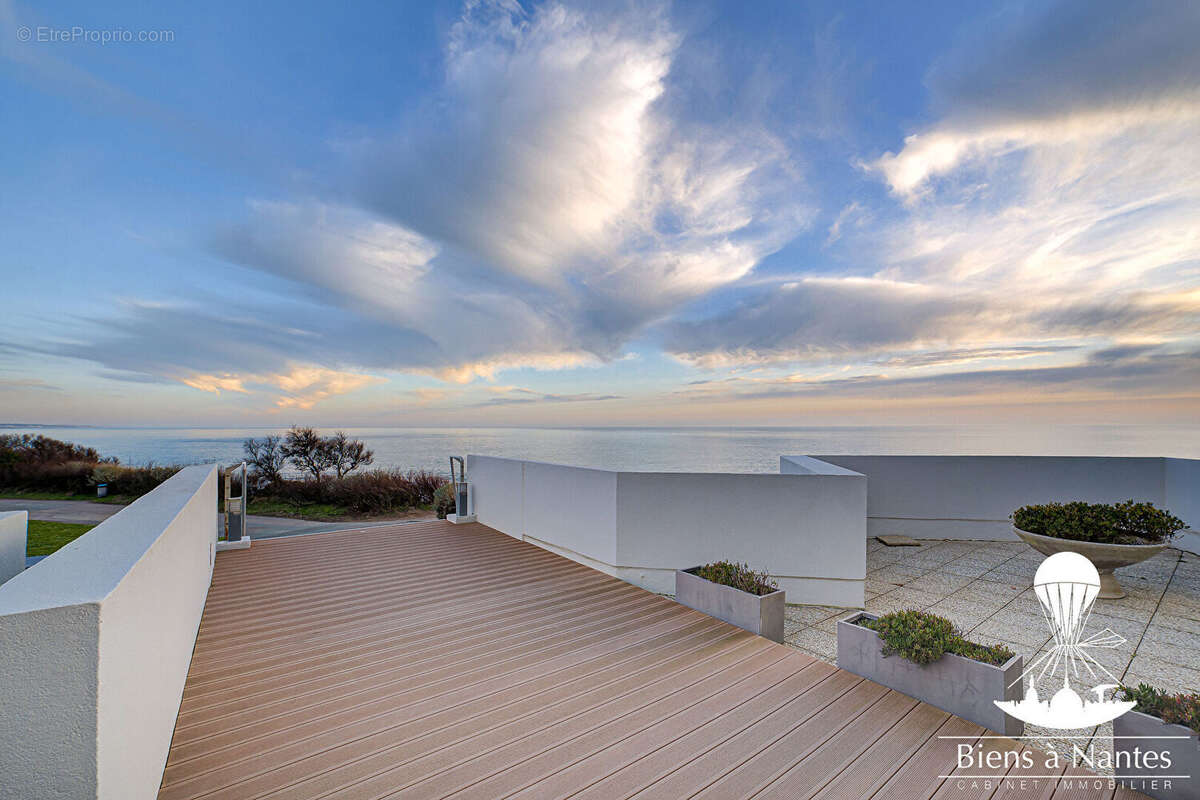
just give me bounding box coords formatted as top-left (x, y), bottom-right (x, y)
top-left (433, 483), bottom-right (456, 519)
top-left (691, 561), bottom-right (778, 596)
top-left (1121, 683), bottom-right (1200, 733)
top-left (860, 610), bottom-right (1014, 666)
top-left (1012, 500), bottom-right (1185, 545)
top-left (0, 434), bottom-right (175, 497)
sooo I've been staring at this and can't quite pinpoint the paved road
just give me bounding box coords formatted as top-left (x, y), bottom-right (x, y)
top-left (0, 498), bottom-right (431, 541)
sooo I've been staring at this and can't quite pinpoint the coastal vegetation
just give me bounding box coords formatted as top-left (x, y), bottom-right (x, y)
top-left (242, 428), bottom-right (446, 518)
top-left (0, 433), bottom-right (178, 502)
top-left (1012, 501), bottom-right (1185, 545)
top-left (1, 431), bottom-right (447, 522)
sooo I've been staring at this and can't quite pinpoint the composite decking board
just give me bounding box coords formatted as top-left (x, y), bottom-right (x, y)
top-left (618, 670), bottom-right (873, 800)
top-left (166, 625), bottom-right (743, 800)
top-left (868, 715), bottom-right (984, 800)
top-left (158, 521), bottom-right (1142, 800)
top-left (929, 737), bottom-right (1026, 800)
top-left (184, 571), bottom-right (629, 692)
top-left (162, 614), bottom-right (731, 791)
top-left (504, 659), bottom-right (833, 800)
top-left (176, 584), bottom-right (670, 725)
top-left (336, 644), bottom-right (786, 800)
top-left (990, 745), bottom-right (1069, 800)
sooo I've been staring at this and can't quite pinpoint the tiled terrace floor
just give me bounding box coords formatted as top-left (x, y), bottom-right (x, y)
top-left (785, 537), bottom-right (1199, 766)
top-left (159, 521), bottom-right (1138, 799)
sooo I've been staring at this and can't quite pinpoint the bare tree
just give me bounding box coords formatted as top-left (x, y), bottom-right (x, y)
top-left (242, 435), bottom-right (286, 485)
top-left (281, 426), bottom-right (336, 481)
top-left (327, 431), bottom-right (374, 478)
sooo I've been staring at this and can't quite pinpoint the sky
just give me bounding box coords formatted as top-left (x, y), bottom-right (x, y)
top-left (0, 0), bottom-right (1197, 427)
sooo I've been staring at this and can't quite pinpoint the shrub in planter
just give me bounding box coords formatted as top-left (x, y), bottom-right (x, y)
top-left (1011, 501), bottom-right (1185, 598)
top-left (1012, 501), bottom-right (1185, 545)
top-left (691, 561), bottom-right (778, 595)
top-left (838, 610), bottom-right (1023, 735)
top-left (860, 610), bottom-right (1015, 667)
top-left (676, 561), bottom-right (784, 642)
top-left (1114, 684), bottom-right (1200, 800)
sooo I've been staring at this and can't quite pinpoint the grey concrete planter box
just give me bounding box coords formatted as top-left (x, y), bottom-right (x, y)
top-left (675, 568), bottom-right (785, 643)
top-left (1114, 709), bottom-right (1200, 799)
top-left (836, 612), bottom-right (1024, 736)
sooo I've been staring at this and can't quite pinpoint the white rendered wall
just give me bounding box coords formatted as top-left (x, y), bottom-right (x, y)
top-left (0, 465), bottom-right (218, 800)
top-left (1165, 458), bottom-right (1200, 554)
top-left (468, 455), bottom-right (866, 606)
top-left (0, 510), bottom-right (26, 585)
top-left (811, 456), bottom-right (1198, 548)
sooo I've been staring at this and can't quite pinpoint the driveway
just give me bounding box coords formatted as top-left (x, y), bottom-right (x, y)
top-left (0, 499), bottom-right (433, 541)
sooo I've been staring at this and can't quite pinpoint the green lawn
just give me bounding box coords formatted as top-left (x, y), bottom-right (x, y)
top-left (26, 520), bottom-right (95, 557)
top-left (245, 498), bottom-right (353, 521)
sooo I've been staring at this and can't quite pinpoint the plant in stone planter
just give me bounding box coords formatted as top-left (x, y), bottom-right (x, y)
top-left (1113, 684), bottom-right (1200, 800)
top-left (837, 610), bottom-right (1023, 735)
top-left (1011, 501), bottom-right (1185, 598)
top-left (675, 560), bottom-right (784, 643)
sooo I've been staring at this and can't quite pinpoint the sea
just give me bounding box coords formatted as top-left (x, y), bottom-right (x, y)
top-left (2, 425), bottom-right (1198, 474)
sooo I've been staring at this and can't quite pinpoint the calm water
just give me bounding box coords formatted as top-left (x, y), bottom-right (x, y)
top-left (3, 425), bottom-right (1198, 473)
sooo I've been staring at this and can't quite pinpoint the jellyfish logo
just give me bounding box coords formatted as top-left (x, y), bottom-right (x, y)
top-left (994, 551), bottom-right (1135, 729)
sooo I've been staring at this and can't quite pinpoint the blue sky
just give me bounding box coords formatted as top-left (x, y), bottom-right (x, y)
top-left (1, 0), bottom-right (1197, 426)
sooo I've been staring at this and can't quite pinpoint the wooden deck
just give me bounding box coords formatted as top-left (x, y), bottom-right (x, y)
top-left (159, 520), bottom-right (1139, 800)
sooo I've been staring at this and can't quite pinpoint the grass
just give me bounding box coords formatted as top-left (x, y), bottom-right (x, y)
top-left (245, 498), bottom-right (357, 521)
top-left (26, 520), bottom-right (95, 557)
top-left (0, 488), bottom-right (130, 504)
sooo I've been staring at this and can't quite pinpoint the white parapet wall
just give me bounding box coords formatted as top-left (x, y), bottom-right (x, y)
top-left (0, 464), bottom-right (218, 800)
top-left (0, 510), bottom-right (27, 585)
top-left (467, 455), bottom-right (866, 607)
top-left (809, 456), bottom-right (1200, 551)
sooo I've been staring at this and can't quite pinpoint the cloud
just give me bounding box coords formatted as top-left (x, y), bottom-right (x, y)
top-left (477, 385), bottom-right (622, 406)
top-left (656, 0), bottom-right (1198, 393)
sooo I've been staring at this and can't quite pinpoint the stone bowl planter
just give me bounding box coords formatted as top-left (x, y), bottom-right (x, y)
top-left (1114, 709), bottom-right (1200, 800)
top-left (1013, 525), bottom-right (1165, 599)
top-left (836, 612), bottom-right (1024, 736)
top-left (675, 567), bottom-right (785, 643)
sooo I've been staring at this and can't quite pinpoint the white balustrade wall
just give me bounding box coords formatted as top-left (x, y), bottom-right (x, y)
top-left (467, 455), bottom-right (867, 606)
top-left (0, 464), bottom-right (218, 800)
top-left (809, 455), bottom-right (1200, 553)
top-left (0, 510), bottom-right (26, 585)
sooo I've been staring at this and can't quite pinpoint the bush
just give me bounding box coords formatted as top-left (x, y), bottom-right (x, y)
top-left (254, 468), bottom-right (450, 516)
top-left (1012, 500), bottom-right (1185, 545)
top-left (691, 561), bottom-right (778, 596)
top-left (90, 464), bottom-right (179, 496)
top-left (1121, 683), bottom-right (1200, 733)
top-left (434, 483), bottom-right (456, 519)
top-left (860, 610), bottom-right (1014, 666)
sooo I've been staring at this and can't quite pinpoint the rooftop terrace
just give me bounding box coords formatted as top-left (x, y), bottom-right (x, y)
top-left (158, 520), bottom-right (1139, 800)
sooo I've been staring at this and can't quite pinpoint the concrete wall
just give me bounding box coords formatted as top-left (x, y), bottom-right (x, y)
top-left (0, 465), bottom-right (217, 800)
top-left (467, 455), bottom-right (866, 606)
top-left (811, 456), bottom-right (1199, 548)
top-left (0, 510), bottom-right (26, 585)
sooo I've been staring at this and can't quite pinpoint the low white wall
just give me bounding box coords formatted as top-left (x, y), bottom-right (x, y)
top-left (0, 464), bottom-right (217, 800)
top-left (811, 456), bottom-right (1199, 549)
top-left (0, 510), bottom-right (26, 585)
top-left (468, 455), bottom-right (865, 607)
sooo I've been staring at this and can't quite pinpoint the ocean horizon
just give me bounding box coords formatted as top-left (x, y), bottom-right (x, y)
top-left (4, 424), bottom-right (1198, 474)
